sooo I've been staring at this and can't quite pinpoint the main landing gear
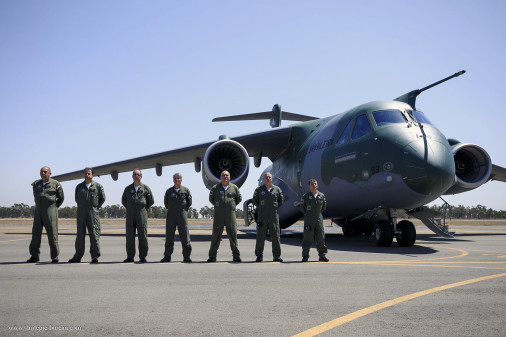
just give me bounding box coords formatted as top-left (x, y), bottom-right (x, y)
top-left (374, 219), bottom-right (416, 247)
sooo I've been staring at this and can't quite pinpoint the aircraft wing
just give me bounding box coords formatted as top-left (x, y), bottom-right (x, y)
top-left (490, 164), bottom-right (506, 182)
top-left (52, 127), bottom-right (292, 182)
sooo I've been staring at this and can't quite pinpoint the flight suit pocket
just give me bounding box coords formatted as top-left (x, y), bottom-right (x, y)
top-left (92, 193), bottom-right (99, 207)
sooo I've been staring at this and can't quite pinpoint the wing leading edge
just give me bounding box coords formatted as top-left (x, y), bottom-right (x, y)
top-left (52, 127), bottom-right (293, 182)
top-left (490, 164), bottom-right (506, 182)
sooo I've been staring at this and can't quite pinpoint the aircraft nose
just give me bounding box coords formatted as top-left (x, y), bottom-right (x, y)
top-left (401, 136), bottom-right (455, 195)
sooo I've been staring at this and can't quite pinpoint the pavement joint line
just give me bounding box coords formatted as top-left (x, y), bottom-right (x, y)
top-left (292, 272), bottom-right (506, 337)
top-left (0, 238), bottom-right (31, 243)
top-left (0, 229), bottom-right (119, 243)
top-left (407, 261), bottom-right (506, 264)
top-left (8, 260), bottom-right (506, 269)
top-left (10, 261), bottom-right (505, 268)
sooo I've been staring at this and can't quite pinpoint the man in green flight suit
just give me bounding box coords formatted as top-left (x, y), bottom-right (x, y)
top-left (207, 170), bottom-right (242, 263)
top-left (27, 166), bottom-right (64, 263)
top-left (300, 179), bottom-right (329, 262)
top-left (161, 173), bottom-right (193, 263)
top-left (253, 172), bottom-right (284, 262)
top-left (69, 168), bottom-right (106, 264)
top-left (122, 169), bottom-right (154, 263)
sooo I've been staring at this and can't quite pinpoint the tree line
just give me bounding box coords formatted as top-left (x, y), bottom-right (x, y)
top-left (427, 204), bottom-right (506, 219)
top-left (0, 203), bottom-right (244, 219)
top-left (1, 203), bottom-right (503, 220)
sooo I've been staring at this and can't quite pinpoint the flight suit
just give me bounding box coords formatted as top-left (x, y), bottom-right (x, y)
top-left (73, 181), bottom-right (106, 260)
top-left (122, 183), bottom-right (154, 260)
top-left (163, 185), bottom-right (192, 260)
top-left (253, 184), bottom-right (283, 259)
top-left (300, 191), bottom-right (328, 259)
top-left (29, 178), bottom-right (64, 259)
top-left (208, 183), bottom-right (242, 259)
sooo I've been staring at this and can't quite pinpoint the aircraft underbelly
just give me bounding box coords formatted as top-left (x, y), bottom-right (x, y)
top-left (300, 148), bottom-right (434, 218)
top-left (319, 174), bottom-right (437, 218)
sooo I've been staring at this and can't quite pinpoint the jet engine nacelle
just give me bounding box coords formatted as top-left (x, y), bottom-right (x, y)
top-left (444, 142), bottom-right (492, 195)
top-left (202, 139), bottom-right (250, 189)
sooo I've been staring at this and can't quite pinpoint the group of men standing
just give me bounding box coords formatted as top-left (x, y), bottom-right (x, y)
top-left (27, 166), bottom-right (329, 264)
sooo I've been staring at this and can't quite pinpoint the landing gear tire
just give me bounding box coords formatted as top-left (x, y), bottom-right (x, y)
top-left (396, 220), bottom-right (416, 246)
top-left (374, 221), bottom-right (394, 247)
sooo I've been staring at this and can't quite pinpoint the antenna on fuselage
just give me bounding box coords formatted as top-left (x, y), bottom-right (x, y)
top-left (394, 70), bottom-right (466, 110)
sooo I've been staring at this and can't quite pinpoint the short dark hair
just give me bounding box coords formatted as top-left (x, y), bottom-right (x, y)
top-left (84, 167), bottom-right (94, 174)
top-left (308, 179), bottom-right (317, 185)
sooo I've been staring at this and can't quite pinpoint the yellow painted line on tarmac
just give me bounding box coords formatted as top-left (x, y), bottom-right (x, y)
top-left (365, 263), bottom-right (506, 271)
top-left (322, 245), bottom-right (468, 265)
top-left (400, 245), bottom-right (469, 262)
top-left (465, 249), bottom-right (506, 254)
top-left (328, 261), bottom-right (506, 265)
top-left (292, 272), bottom-right (506, 337)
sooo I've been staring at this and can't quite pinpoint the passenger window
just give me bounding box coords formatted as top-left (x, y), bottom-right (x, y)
top-left (373, 110), bottom-right (406, 126)
top-left (337, 119), bottom-right (353, 145)
top-left (351, 115), bottom-right (371, 140)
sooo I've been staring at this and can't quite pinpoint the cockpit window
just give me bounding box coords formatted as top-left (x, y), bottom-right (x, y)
top-left (372, 109), bottom-right (407, 126)
top-left (351, 114), bottom-right (371, 140)
top-left (412, 110), bottom-right (434, 125)
top-left (336, 119), bottom-right (353, 145)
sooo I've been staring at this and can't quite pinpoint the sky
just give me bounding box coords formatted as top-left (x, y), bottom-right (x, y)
top-left (1, 0), bottom-right (505, 213)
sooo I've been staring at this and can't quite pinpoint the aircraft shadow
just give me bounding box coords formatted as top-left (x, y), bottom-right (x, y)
top-left (276, 232), bottom-right (477, 255)
top-left (279, 234), bottom-right (431, 255)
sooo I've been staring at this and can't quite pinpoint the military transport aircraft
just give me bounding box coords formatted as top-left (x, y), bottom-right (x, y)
top-left (53, 70), bottom-right (506, 247)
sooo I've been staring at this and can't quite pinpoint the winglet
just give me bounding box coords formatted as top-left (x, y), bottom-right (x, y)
top-left (394, 70), bottom-right (466, 110)
top-left (212, 104), bottom-right (318, 128)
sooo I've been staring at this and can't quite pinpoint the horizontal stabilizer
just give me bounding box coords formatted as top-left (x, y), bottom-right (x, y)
top-left (212, 111), bottom-right (318, 122)
top-left (212, 104), bottom-right (318, 128)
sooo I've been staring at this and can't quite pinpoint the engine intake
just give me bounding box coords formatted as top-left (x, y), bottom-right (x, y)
top-left (202, 139), bottom-right (250, 189)
top-left (444, 143), bottom-right (492, 194)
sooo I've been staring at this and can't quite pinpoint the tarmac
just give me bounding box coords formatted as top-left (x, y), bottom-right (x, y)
top-left (1, 221), bottom-right (506, 336)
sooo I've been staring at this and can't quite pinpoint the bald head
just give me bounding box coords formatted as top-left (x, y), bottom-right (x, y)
top-left (40, 166), bottom-right (51, 182)
top-left (220, 171), bottom-right (230, 186)
top-left (263, 172), bottom-right (273, 188)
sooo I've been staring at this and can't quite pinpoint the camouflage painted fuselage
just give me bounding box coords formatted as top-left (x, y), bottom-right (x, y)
top-left (261, 100), bottom-right (455, 228)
